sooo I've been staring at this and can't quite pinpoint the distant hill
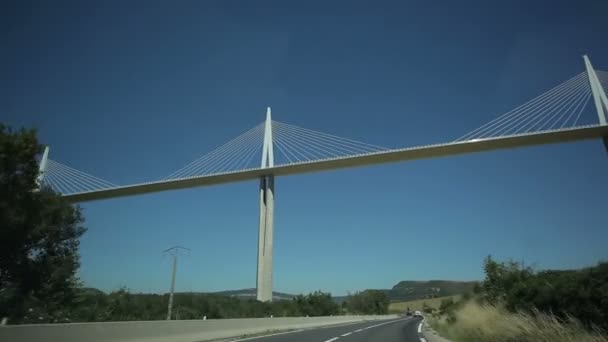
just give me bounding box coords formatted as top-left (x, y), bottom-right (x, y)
top-left (335, 280), bottom-right (478, 303)
top-left (212, 288), bottom-right (296, 300)
top-left (80, 287), bottom-right (106, 295)
top-left (81, 281), bottom-right (475, 303)
top-left (388, 280), bottom-right (477, 302)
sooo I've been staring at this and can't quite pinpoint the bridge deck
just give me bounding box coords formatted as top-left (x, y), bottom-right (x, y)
top-left (63, 125), bottom-right (608, 202)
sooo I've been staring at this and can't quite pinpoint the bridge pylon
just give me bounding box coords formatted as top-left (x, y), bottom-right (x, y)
top-left (583, 55), bottom-right (608, 150)
top-left (256, 107), bottom-right (275, 302)
top-left (35, 146), bottom-right (50, 191)
top-left (584, 55), bottom-right (608, 125)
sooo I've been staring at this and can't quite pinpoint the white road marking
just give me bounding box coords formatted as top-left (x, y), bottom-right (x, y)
top-left (341, 332), bottom-right (352, 336)
top-left (230, 319), bottom-right (371, 342)
top-left (418, 322), bottom-right (422, 333)
top-left (232, 318), bottom-right (403, 342)
top-left (231, 329), bottom-right (305, 341)
top-left (361, 317), bottom-right (408, 330)
top-left (420, 338), bottom-right (427, 342)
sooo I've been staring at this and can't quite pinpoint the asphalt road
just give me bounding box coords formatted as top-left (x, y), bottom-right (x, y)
top-left (232, 316), bottom-right (425, 342)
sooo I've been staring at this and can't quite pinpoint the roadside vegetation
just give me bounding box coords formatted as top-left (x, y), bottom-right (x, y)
top-left (433, 301), bottom-right (608, 342)
top-left (0, 124), bottom-right (389, 324)
top-left (428, 256), bottom-right (608, 342)
top-left (388, 295), bottom-right (461, 314)
top-left (0, 125), bottom-right (86, 324)
top-left (67, 288), bottom-right (342, 322)
top-left (342, 290), bottom-right (389, 315)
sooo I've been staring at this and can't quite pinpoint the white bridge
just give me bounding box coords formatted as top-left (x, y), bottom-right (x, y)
top-left (37, 56), bottom-right (608, 302)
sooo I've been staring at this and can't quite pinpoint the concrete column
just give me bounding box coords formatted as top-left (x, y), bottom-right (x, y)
top-left (256, 175), bottom-right (274, 302)
top-left (35, 146), bottom-right (49, 190)
top-left (256, 177), bottom-right (268, 301)
top-left (264, 175), bottom-right (274, 301)
top-left (257, 107), bottom-right (275, 302)
top-left (584, 55), bottom-right (608, 126)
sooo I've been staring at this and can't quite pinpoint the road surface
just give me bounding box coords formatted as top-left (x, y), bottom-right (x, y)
top-left (232, 317), bottom-right (426, 342)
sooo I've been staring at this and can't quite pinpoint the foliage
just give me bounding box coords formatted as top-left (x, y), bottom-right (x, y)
top-left (430, 301), bottom-right (608, 342)
top-left (388, 295), bottom-right (462, 314)
top-left (427, 256), bottom-right (608, 341)
top-left (36, 288), bottom-right (341, 322)
top-left (0, 124), bottom-right (86, 323)
top-left (292, 291), bottom-right (340, 317)
top-left (344, 290), bottom-right (389, 315)
top-left (389, 280), bottom-right (476, 301)
top-left (439, 297), bottom-right (454, 312)
top-left (482, 256), bottom-right (608, 330)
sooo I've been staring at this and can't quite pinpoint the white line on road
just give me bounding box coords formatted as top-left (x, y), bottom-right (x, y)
top-left (420, 338), bottom-right (427, 342)
top-left (231, 318), bottom-right (397, 342)
top-left (323, 318), bottom-right (407, 342)
top-left (418, 323), bottom-right (422, 333)
top-left (231, 329), bottom-right (305, 341)
top-left (362, 318), bottom-right (408, 330)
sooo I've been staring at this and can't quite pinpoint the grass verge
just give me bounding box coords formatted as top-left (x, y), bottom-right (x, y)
top-left (429, 301), bottom-right (608, 342)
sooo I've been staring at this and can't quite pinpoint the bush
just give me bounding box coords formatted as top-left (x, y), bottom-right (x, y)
top-left (482, 256), bottom-right (608, 330)
top-left (439, 298), bottom-right (454, 312)
top-left (0, 125), bottom-right (86, 323)
top-left (345, 290), bottom-right (389, 315)
top-left (422, 302), bottom-right (434, 314)
top-left (292, 291), bottom-right (339, 316)
top-left (431, 301), bottom-right (608, 342)
top-left (61, 289), bottom-right (343, 322)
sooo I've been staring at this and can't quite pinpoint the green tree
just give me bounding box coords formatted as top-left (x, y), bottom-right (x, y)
top-left (345, 290), bottom-right (389, 315)
top-left (293, 291), bottom-right (339, 316)
top-left (439, 297), bottom-right (454, 312)
top-left (0, 124), bottom-right (86, 323)
top-left (480, 255), bottom-right (608, 330)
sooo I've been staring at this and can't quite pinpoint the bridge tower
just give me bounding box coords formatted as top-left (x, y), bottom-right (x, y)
top-left (584, 55), bottom-right (608, 126)
top-left (35, 146), bottom-right (50, 190)
top-left (257, 107), bottom-right (275, 302)
top-left (584, 55), bottom-right (608, 150)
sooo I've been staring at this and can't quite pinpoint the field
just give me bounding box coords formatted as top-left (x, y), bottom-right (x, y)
top-left (388, 295), bottom-right (461, 314)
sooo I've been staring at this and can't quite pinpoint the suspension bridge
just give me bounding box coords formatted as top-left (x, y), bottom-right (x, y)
top-left (36, 55), bottom-right (608, 302)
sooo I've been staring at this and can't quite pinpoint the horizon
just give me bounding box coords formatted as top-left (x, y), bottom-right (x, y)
top-left (3, 0), bottom-right (608, 296)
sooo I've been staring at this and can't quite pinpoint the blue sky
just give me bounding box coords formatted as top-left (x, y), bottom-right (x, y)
top-left (2, 0), bottom-right (608, 295)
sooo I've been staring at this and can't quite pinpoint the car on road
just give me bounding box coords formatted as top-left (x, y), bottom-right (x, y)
top-left (414, 310), bottom-right (423, 317)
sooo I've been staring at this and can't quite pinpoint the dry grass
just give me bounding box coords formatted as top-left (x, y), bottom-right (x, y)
top-left (430, 301), bottom-right (608, 342)
top-left (388, 295), bottom-right (460, 314)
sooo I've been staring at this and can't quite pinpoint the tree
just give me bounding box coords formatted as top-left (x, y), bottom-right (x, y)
top-left (292, 291), bottom-right (339, 316)
top-left (0, 124), bottom-right (86, 323)
top-left (345, 290), bottom-right (389, 315)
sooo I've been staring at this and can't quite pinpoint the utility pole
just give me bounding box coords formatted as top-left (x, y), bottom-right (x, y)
top-left (163, 246), bottom-right (190, 320)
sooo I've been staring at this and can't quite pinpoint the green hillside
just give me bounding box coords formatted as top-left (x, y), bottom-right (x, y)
top-left (211, 288), bottom-right (295, 300)
top-left (334, 280), bottom-right (478, 303)
top-left (388, 280), bottom-right (477, 301)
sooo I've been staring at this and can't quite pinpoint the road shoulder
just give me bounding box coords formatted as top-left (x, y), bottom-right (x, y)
top-left (421, 319), bottom-right (452, 342)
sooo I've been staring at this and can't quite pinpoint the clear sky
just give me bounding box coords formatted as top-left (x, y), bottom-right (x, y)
top-left (2, 0), bottom-right (608, 296)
